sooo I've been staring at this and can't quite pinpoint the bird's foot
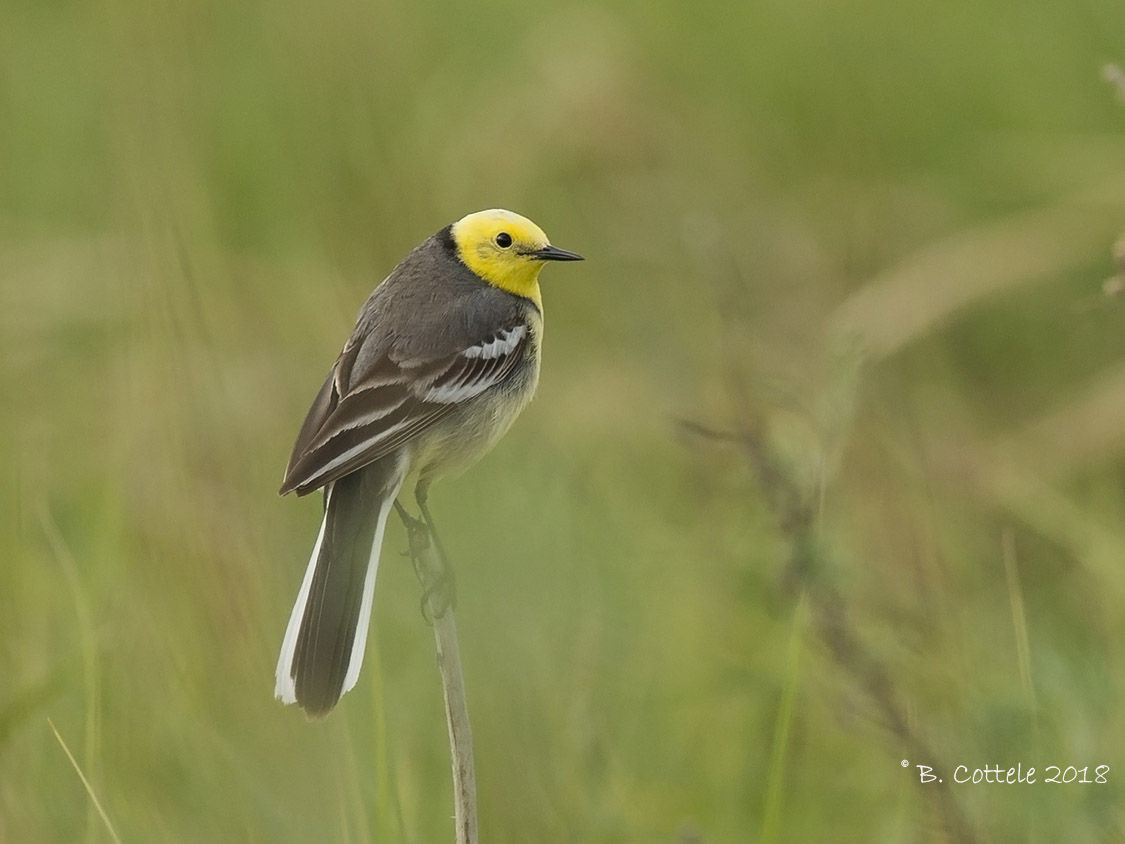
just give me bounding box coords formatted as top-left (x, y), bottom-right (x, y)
top-left (420, 564), bottom-right (457, 623)
top-left (393, 499), bottom-right (457, 622)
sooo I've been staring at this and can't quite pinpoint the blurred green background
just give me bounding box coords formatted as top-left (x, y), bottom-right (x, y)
top-left (3, 0), bottom-right (1125, 841)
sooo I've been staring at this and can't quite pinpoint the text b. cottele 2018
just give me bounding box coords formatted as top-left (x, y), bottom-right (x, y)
top-left (910, 762), bottom-right (1110, 785)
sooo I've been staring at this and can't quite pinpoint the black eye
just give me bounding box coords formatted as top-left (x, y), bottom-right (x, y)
top-left (495, 232), bottom-right (512, 248)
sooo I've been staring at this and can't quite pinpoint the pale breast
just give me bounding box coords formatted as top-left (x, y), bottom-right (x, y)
top-left (410, 316), bottom-right (542, 483)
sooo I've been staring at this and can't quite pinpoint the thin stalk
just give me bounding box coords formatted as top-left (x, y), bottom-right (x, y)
top-left (399, 506), bottom-right (478, 844)
top-left (430, 604), bottom-right (476, 844)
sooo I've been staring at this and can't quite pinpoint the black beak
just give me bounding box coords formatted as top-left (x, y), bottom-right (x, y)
top-left (531, 244), bottom-right (584, 262)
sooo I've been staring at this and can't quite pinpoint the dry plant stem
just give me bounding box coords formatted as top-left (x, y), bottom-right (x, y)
top-left (431, 604), bottom-right (477, 844)
top-left (400, 509), bottom-right (479, 844)
top-left (683, 418), bottom-right (981, 844)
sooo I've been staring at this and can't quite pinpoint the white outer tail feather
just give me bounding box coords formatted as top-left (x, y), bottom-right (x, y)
top-left (341, 475), bottom-right (403, 694)
top-left (275, 470), bottom-right (406, 706)
top-left (275, 483), bottom-right (334, 703)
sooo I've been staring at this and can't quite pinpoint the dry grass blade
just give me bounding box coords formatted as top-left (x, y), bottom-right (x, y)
top-left (1103, 63), bottom-right (1125, 103)
top-left (831, 201), bottom-right (1121, 359)
top-left (1000, 530), bottom-right (1037, 717)
top-left (47, 719), bottom-right (124, 844)
top-left (995, 361), bottom-right (1125, 480)
top-left (956, 449), bottom-right (1125, 600)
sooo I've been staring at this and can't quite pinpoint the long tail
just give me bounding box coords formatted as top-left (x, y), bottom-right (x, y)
top-left (275, 459), bottom-right (405, 717)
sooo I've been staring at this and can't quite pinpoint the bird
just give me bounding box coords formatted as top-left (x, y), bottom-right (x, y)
top-left (274, 209), bottom-right (583, 717)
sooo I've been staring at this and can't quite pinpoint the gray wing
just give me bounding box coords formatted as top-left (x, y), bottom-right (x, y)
top-left (279, 321), bottom-right (531, 496)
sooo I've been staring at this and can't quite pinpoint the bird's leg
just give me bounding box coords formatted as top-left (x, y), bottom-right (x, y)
top-left (393, 489), bottom-right (456, 622)
top-left (415, 481), bottom-right (457, 617)
top-left (394, 499), bottom-right (429, 560)
top-left (394, 499), bottom-right (436, 620)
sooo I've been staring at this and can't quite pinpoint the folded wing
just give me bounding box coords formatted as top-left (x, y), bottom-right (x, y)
top-left (279, 323), bottom-right (530, 496)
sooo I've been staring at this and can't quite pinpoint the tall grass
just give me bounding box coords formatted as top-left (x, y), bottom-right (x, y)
top-left (2, 0), bottom-right (1125, 841)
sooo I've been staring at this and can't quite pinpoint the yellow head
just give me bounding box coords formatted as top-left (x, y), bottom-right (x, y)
top-left (450, 209), bottom-right (583, 309)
